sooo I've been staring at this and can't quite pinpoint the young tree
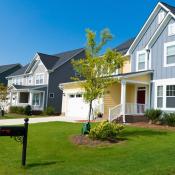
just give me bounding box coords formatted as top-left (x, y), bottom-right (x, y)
top-left (72, 28), bottom-right (124, 122)
top-left (0, 83), bottom-right (7, 109)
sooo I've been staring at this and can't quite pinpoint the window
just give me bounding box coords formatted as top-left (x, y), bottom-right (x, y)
top-left (76, 94), bottom-right (82, 98)
top-left (158, 11), bottom-right (165, 24)
top-left (157, 86), bottom-right (163, 108)
top-left (164, 42), bottom-right (175, 66)
top-left (16, 77), bottom-right (23, 85)
top-left (69, 94), bottom-right (75, 98)
top-left (166, 85), bottom-right (175, 108)
top-left (49, 93), bottom-right (54, 98)
top-left (32, 93), bottom-right (40, 106)
top-left (27, 76), bottom-right (32, 85)
top-left (168, 23), bottom-right (175, 36)
top-left (137, 51), bottom-right (146, 71)
top-left (35, 74), bottom-right (44, 85)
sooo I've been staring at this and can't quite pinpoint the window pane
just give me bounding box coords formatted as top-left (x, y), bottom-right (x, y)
top-left (166, 85), bottom-right (175, 96)
top-left (166, 97), bottom-right (175, 108)
top-left (138, 62), bottom-right (145, 70)
top-left (167, 45), bottom-right (175, 55)
top-left (157, 86), bottom-right (163, 96)
top-left (157, 97), bottom-right (163, 108)
top-left (138, 53), bottom-right (145, 62)
top-left (167, 55), bottom-right (175, 64)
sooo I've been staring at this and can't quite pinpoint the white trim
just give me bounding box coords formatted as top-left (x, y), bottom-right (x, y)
top-left (158, 10), bottom-right (166, 24)
top-left (35, 73), bottom-right (44, 85)
top-left (154, 79), bottom-right (175, 110)
top-left (146, 12), bottom-right (172, 49)
top-left (164, 41), bottom-right (175, 67)
top-left (168, 22), bottom-right (175, 36)
top-left (136, 50), bottom-right (147, 71)
top-left (127, 2), bottom-right (169, 55)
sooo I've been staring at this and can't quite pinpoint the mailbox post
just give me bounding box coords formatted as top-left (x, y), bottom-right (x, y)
top-left (0, 118), bottom-right (29, 166)
top-left (22, 118), bottom-right (29, 166)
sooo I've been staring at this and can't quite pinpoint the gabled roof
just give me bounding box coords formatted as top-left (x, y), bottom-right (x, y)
top-left (8, 64), bottom-right (29, 77)
top-left (0, 64), bottom-right (21, 74)
top-left (37, 53), bottom-right (59, 70)
top-left (52, 48), bottom-right (84, 70)
top-left (126, 2), bottom-right (175, 55)
top-left (114, 38), bottom-right (135, 55)
top-left (161, 2), bottom-right (175, 15)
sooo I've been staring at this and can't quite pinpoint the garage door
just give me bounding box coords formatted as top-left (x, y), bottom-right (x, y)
top-left (66, 93), bottom-right (89, 120)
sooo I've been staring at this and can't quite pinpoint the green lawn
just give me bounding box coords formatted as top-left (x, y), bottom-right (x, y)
top-left (0, 122), bottom-right (175, 175)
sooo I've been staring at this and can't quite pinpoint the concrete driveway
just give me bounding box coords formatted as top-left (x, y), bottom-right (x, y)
top-left (0, 116), bottom-right (76, 126)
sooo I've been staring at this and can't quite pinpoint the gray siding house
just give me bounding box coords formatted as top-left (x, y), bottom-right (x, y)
top-left (6, 48), bottom-right (85, 114)
top-left (126, 2), bottom-right (175, 113)
top-left (0, 64), bottom-right (21, 85)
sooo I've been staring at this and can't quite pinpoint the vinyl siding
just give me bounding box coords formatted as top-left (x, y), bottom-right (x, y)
top-left (131, 8), bottom-right (167, 72)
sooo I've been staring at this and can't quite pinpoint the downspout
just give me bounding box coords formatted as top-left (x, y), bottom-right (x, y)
top-left (46, 72), bottom-right (50, 109)
top-left (146, 49), bottom-right (150, 70)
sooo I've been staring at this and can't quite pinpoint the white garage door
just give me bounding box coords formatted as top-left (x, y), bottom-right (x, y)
top-left (66, 93), bottom-right (89, 120)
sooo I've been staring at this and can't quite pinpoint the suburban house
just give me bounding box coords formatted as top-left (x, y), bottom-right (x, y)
top-left (60, 2), bottom-right (175, 122)
top-left (6, 48), bottom-right (85, 113)
top-left (0, 64), bottom-right (21, 85)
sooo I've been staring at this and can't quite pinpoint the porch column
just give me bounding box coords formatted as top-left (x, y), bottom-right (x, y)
top-left (16, 92), bottom-right (20, 105)
top-left (29, 92), bottom-right (32, 106)
top-left (121, 80), bottom-right (126, 123)
top-left (9, 92), bottom-right (13, 105)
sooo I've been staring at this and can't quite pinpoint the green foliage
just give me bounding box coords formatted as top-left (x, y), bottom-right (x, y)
top-left (9, 106), bottom-right (25, 114)
top-left (24, 105), bottom-right (32, 116)
top-left (72, 28), bottom-right (125, 120)
top-left (144, 109), bottom-right (162, 124)
top-left (161, 113), bottom-right (175, 126)
top-left (44, 106), bottom-right (55, 115)
top-left (89, 120), bottom-right (125, 141)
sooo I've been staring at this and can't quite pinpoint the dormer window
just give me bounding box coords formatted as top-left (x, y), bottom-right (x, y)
top-left (136, 50), bottom-right (147, 71)
top-left (158, 11), bottom-right (165, 24)
top-left (168, 23), bottom-right (175, 36)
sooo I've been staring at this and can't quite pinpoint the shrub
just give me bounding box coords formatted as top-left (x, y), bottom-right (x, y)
top-left (144, 109), bottom-right (162, 124)
top-left (24, 105), bottom-right (32, 116)
top-left (161, 113), bottom-right (175, 126)
top-left (44, 106), bottom-right (55, 115)
top-left (9, 106), bottom-right (25, 114)
top-left (89, 120), bottom-right (125, 141)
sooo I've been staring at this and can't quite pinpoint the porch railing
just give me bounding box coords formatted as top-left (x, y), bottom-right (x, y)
top-left (109, 103), bottom-right (147, 122)
top-left (109, 104), bottom-right (122, 122)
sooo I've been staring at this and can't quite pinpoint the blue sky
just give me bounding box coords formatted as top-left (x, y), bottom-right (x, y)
top-left (0, 0), bottom-right (175, 65)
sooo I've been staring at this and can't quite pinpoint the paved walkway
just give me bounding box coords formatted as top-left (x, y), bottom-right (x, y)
top-left (0, 116), bottom-right (76, 126)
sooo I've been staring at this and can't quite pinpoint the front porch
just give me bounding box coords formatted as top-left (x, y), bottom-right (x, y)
top-left (8, 85), bottom-right (46, 111)
top-left (107, 72), bottom-right (152, 122)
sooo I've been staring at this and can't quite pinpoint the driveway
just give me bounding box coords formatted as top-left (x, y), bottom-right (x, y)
top-left (0, 116), bottom-right (76, 126)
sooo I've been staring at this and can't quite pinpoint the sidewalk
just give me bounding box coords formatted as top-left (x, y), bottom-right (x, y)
top-left (0, 116), bottom-right (76, 126)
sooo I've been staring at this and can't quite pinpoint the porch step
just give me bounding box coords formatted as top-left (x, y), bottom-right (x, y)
top-left (114, 115), bottom-right (148, 123)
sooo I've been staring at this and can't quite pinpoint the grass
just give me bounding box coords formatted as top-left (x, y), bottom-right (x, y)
top-left (0, 113), bottom-right (49, 119)
top-left (0, 122), bottom-right (175, 175)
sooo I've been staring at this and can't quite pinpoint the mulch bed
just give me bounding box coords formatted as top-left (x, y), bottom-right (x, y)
top-left (71, 135), bottom-right (125, 147)
top-left (130, 122), bottom-right (175, 131)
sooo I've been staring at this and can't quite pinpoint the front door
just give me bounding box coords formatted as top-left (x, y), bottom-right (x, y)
top-left (137, 87), bottom-right (146, 104)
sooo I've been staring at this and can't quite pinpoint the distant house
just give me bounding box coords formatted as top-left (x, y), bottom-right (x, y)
top-left (6, 48), bottom-right (85, 114)
top-left (0, 64), bottom-right (21, 86)
top-left (60, 2), bottom-right (175, 122)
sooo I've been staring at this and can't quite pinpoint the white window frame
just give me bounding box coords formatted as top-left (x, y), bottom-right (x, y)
top-left (32, 93), bottom-right (40, 106)
top-left (27, 75), bottom-right (33, 85)
top-left (35, 73), bottom-right (44, 85)
top-left (136, 50), bottom-right (147, 71)
top-left (154, 79), bottom-right (175, 111)
top-left (164, 41), bottom-right (175, 67)
top-left (168, 23), bottom-right (175, 36)
top-left (158, 11), bottom-right (165, 24)
top-left (49, 93), bottom-right (54, 98)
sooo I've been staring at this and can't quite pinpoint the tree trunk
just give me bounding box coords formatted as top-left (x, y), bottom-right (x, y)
top-left (88, 100), bottom-right (92, 122)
